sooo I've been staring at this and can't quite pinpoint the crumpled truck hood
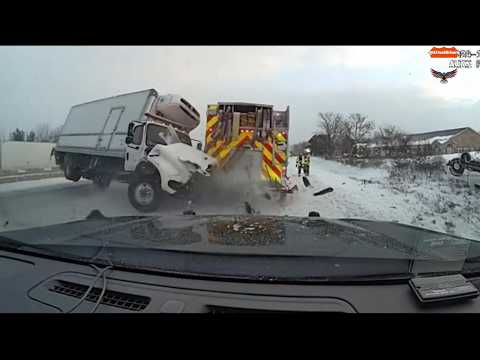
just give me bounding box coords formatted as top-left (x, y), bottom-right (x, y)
top-left (149, 143), bottom-right (217, 176)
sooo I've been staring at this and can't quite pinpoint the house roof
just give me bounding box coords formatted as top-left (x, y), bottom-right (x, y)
top-left (364, 127), bottom-right (474, 148)
top-left (309, 134), bottom-right (328, 142)
top-left (406, 127), bottom-right (475, 146)
top-left (408, 127), bottom-right (471, 142)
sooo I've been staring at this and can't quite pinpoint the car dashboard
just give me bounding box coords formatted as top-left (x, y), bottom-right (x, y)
top-left (3, 250), bottom-right (480, 313)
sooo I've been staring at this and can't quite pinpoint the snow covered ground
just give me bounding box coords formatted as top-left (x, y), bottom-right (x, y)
top-left (0, 153), bottom-right (479, 241)
top-left (274, 156), bottom-right (480, 241)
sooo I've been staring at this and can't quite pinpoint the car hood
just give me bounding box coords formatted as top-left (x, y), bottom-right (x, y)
top-left (1, 214), bottom-right (477, 260)
top-left (3, 214), bottom-right (480, 280)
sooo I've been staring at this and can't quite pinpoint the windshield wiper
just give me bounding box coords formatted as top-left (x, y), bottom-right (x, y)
top-left (0, 235), bottom-right (68, 256)
top-left (0, 234), bottom-right (112, 266)
top-left (281, 272), bottom-right (414, 284)
top-left (0, 224), bottom-right (142, 267)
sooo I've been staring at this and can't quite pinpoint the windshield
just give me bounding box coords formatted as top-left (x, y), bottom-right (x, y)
top-left (1, 46), bottom-right (480, 281)
top-left (146, 123), bottom-right (187, 147)
top-left (176, 131), bottom-right (192, 146)
top-left (146, 123), bottom-right (180, 147)
top-left (146, 124), bottom-right (168, 146)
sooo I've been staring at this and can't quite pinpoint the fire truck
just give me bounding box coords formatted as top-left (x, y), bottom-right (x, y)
top-left (204, 102), bottom-right (292, 192)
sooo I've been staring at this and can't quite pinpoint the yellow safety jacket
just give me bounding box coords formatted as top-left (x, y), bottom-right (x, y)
top-left (303, 155), bottom-right (311, 166)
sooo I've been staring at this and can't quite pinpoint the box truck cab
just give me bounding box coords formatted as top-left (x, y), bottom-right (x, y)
top-left (54, 89), bottom-right (217, 212)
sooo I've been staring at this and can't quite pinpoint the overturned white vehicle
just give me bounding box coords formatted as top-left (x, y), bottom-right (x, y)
top-left (54, 89), bottom-right (217, 212)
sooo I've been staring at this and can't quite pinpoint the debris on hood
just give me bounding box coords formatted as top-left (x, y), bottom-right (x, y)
top-left (207, 217), bottom-right (286, 246)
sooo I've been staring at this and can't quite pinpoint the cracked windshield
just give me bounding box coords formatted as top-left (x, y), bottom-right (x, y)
top-left (0, 45), bottom-right (479, 265)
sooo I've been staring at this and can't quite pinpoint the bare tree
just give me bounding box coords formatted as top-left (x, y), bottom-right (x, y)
top-left (9, 128), bottom-right (25, 142)
top-left (34, 123), bottom-right (51, 142)
top-left (345, 113), bottom-right (375, 143)
top-left (50, 125), bottom-right (63, 143)
top-left (335, 113), bottom-right (375, 157)
top-left (34, 123), bottom-right (62, 142)
top-left (373, 125), bottom-right (402, 145)
top-left (372, 125), bottom-right (410, 158)
top-left (397, 133), bottom-right (412, 157)
top-left (318, 112), bottom-right (345, 158)
top-left (374, 125), bottom-right (395, 139)
top-left (27, 130), bottom-right (36, 142)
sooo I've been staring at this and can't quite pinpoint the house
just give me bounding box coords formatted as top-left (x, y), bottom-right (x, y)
top-left (308, 134), bottom-right (329, 156)
top-left (291, 141), bottom-right (310, 155)
top-left (360, 127), bottom-right (480, 158)
top-left (407, 127), bottom-right (480, 154)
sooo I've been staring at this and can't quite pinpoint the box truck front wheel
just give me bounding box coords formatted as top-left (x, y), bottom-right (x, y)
top-left (128, 177), bottom-right (161, 212)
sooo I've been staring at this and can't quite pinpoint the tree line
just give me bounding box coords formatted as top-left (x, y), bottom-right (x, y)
top-left (315, 112), bottom-right (376, 157)
top-left (291, 112), bottom-right (415, 158)
top-left (7, 123), bottom-right (63, 143)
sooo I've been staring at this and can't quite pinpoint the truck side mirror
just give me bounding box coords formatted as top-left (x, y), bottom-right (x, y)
top-left (125, 136), bottom-right (134, 144)
top-left (197, 142), bottom-right (202, 151)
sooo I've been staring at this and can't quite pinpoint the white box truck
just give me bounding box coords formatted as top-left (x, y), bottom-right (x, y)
top-left (54, 89), bottom-right (217, 212)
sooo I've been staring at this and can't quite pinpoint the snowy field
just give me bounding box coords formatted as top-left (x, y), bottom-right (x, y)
top-left (276, 155), bottom-right (480, 241)
top-left (0, 153), bottom-right (479, 241)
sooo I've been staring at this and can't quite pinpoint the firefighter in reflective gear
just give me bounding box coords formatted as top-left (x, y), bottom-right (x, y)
top-left (296, 154), bottom-right (303, 176)
top-left (303, 149), bottom-right (311, 176)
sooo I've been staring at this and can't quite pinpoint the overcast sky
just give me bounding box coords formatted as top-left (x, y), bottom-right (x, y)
top-left (0, 46), bottom-right (479, 144)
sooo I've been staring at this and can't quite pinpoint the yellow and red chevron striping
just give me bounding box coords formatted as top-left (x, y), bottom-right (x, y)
top-left (262, 155), bottom-right (282, 178)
